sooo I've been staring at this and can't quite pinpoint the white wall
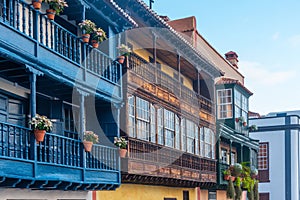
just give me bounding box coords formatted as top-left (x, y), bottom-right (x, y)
top-left (250, 128), bottom-right (285, 200)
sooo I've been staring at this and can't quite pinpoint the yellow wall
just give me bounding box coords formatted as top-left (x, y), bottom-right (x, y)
top-left (97, 184), bottom-right (196, 200)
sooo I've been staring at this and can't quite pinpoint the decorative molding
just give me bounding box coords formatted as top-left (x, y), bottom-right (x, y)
top-left (25, 65), bottom-right (44, 76)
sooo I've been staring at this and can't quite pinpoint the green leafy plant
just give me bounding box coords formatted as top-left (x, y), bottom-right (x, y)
top-left (91, 28), bottom-right (107, 42)
top-left (249, 125), bottom-right (258, 131)
top-left (254, 180), bottom-right (259, 200)
top-left (223, 169), bottom-right (231, 175)
top-left (117, 44), bottom-right (132, 56)
top-left (83, 131), bottom-right (99, 144)
top-left (78, 19), bottom-right (96, 34)
top-left (44, 0), bottom-right (68, 15)
top-left (227, 178), bottom-right (235, 199)
top-left (114, 137), bottom-right (127, 149)
top-left (232, 163), bottom-right (243, 176)
top-left (29, 114), bottom-right (52, 132)
top-left (234, 177), bottom-right (242, 200)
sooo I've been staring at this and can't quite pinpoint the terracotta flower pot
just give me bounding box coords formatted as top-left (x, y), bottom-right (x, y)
top-left (46, 9), bottom-right (55, 20)
top-left (91, 40), bottom-right (99, 48)
top-left (243, 122), bottom-right (247, 127)
top-left (119, 148), bottom-right (127, 158)
top-left (32, 0), bottom-right (42, 10)
top-left (224, 174), bottom-right (230, 181)
top-left (117, 55), bottom-right (125, 64)
top-left (230, 176), bottom-right (236, 182)
top-left (235, 118), bottom-right (239, 123)
top-left (34, 129), bottom-right (46, 143)
top-left (82, 34), bottom-right (90, 43)
top-left (83, 141), bottom-right (93, 152)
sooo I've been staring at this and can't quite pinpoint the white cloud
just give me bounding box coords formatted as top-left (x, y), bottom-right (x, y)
top-left (272, 32), bottom-right (280, 40)
top-left (288, 34), bottom-right (300, 47)
top-left (239, 61), bottom-right (295, 86)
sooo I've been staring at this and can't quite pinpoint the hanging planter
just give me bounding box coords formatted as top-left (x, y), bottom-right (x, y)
top-left (32, 0), bottom-right (42, 10)
top-left (119, 149), bottom-right (127, 158)
top-left (82, 34), bottom-right (90, 43)
top-left (46, 9), bottom-right (55, 20)
top-left (83, 131), bottom-right (99, 152)
top-left (78, 20), bottom-right (96, 43)
top-left (91, 40), bottom-right (99, 48)
top-left (117, 55), bottom-right (125, 64)
top-left (29, 114), bottom-right (52, 144)
top-left (114, 137), bottom-right (128, 158)
top-left (83, 141), bottom-right (93, 152)
top-left (34, 129), bottom-right (46, 143)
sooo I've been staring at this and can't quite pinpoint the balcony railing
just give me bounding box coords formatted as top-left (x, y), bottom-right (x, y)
top-left (0, 121), bottom-right (119, 189)
top-left (127, 137), bottom-right (216, 182)
top-left (0, 0), bottom-right (121, 86)
top-left (128, 54), bottom-right (215, 114)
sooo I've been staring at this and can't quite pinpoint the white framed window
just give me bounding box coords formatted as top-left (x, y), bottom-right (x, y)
top-left (221, 148), bottom-right (227, 163)
top-left (136, 97), bottom-right (150, 141)
top-left (128, 96), bottom-right (135, 137)
top-left (164, 109), bottom-right (175, 148)
top-left (203, 127), bottom-right (215, 159)
top-left (234, 89), bottom-right (249, 122)
top-left (217, 89), bottom-right (233, 119)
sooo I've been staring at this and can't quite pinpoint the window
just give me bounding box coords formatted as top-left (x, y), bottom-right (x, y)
top-left (258, 143), bottom-right (268, 170)
top-left (128, 96), bottom-right (135, 137)
top-left (183, 191), bottom-right (189, 200)
top-left (217, 89), bottom-right (233, 119)
top-left (221, 148), bottom-right (227, 163)
top-left (136, 97), bottom-right (150, 141)
top-left (234, 89), bottom-right (248, 122)
top-left (208, 191), bottom-right (216, 200)
top-left (200, 128), bottom-right (205, 157)
top-left (157, 108), bottom-right (164, 145)
top-left (186, 120), bottom-right (194, 153)
top-left (203, 127), bottom-right (215, 159)
top-left (259, 193), bottom-right (270, 200)
top-left (164, 109), bottom-right (175, 148)
top-left (231, 152), bottom-right (235, 165)
top-left (258, 142), bottom-right (269, 182)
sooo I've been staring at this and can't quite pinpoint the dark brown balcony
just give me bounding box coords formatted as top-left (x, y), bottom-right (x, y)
top-left (121, 137), bottom-right (217, 188)
top-left (127, 53), bottom-right (215, 125)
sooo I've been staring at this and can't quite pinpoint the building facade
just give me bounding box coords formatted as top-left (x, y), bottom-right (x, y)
top-left (0, 0), bottom-right (136, 199)
top-left (250, 111), bottom-right (300, 200)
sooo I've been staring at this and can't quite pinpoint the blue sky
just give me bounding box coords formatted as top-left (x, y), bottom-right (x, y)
top-left (149, 0), bottom-right (300, 115)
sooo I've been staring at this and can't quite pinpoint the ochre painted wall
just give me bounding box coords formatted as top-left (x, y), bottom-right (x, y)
top-left (216, 190), bottom-right (227, 200)
top-left (96, 184), bottom-right (197, 200)
top-left (200, 189), bottom-right (208, 200)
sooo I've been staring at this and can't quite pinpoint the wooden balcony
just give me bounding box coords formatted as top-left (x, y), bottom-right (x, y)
top-left (0, 121), bottom-right (120, 190)
top-left (127, 54), bottom-right (215, 125)
top-left (0, 1), bottom-right (122, 100)
top-left (121, 138), bottom-right (217, 188)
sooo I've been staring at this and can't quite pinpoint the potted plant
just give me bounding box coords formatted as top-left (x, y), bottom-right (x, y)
top-left (32, 0), bottom-right (42, 10)
top-left (44, 0), bottom-right (68, 20)
top-left (232, 163), bottom-right (243, 177)
top-left (226, 178), bottom-right (235, 199)
top-left (116, 44), bottom-right (132, 64)
top-left (78, 20), bottom-right (96, 43)
top-left (83, 131), bottom-right (99, 152)
top-left (91, 28), bottom-right (107, 48)
top-left (243, 121), bottom-right (247, 127)
top-left (249, 124), bottom-right (258, 131)
top-left (235, 116), bottom-right (244, 123)
top-left (250, 166), bottom-right (258, 178)
top-left (29, 114), bottom-right (52, 143)
top-left (235, 177), bottom-right (243, 200)
top-left (223, 169), bottom-right (231, 180)
top-left (114, 137), bottom-right (128, 158)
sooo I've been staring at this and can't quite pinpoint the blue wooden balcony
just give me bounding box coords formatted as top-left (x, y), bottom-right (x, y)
top-left (0, 0), bottom-right (122, 101)
top-left (0, 121), bottom-right (120, 190)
